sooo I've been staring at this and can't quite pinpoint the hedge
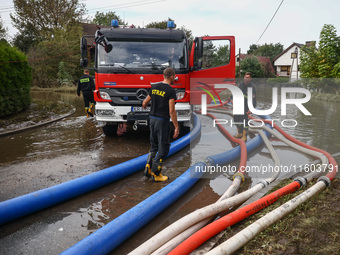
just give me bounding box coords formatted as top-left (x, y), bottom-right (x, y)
top-left (0, 41), bottom-right (32, 117)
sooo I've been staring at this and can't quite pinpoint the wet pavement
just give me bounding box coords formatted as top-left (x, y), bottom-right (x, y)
top-left (0, 87), bottom-right (339, 254)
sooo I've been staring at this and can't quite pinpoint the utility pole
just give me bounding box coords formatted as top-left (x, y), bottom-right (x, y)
top-left (290, 47), bottom-right (298, 82)
top-left (239, 48), bottom-right (241, 81)
top-left (296, 47), bottom-right (299, 81)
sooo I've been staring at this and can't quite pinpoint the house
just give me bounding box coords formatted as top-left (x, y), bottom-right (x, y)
top-left (273, 41), bottom-right (315, 81)
top-left (81, 23), bottom-right (110, 44)
top-left (235, 54), bottom-right (275, 76)
top-left (81, 23), bottom-right (110, 64)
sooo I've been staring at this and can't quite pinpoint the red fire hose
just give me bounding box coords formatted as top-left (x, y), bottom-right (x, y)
top-left (249, 116), bottom-right (338, 181)
top-left (168, 181), bottom-right (301, 255)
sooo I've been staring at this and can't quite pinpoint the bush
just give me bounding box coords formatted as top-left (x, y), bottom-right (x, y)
top-left (236, 56), bottom-right (265, 78)
top-left (0, 41), bottom-right (31, 117)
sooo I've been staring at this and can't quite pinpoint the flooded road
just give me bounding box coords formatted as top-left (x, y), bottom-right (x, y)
top-left (0, 87), bottom-right (339, 254)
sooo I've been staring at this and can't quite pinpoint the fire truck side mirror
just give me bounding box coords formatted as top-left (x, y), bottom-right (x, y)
top-left (80, 58), bottom-right (88, 67)
top-left (195, 37), bottom-right (203, 59)
top-left (192, 37), bottom-right (203, 70)
top-left (106, 43), bottom-right (113, 53)
top-left (80, 37), bottom-right (88, 67)
top-left (197, 59), bottom-right (202, 69)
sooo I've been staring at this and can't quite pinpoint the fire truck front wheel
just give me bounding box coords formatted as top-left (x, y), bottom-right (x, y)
top-left (102, 124), bottom-right (118, 136)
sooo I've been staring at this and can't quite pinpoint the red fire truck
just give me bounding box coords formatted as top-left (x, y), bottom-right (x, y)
top-left (80, 20), bottom-right (235, 136)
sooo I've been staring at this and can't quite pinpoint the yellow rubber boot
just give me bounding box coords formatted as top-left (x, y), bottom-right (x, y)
top-left (151, 159), bottom-right (168, 182)
top-left (144, 164), bottom-right (151, 177)
top-left (85, 108), bottom-right (89, 118)
top-left (144, 152), bottom-right (156, 177)
top-left (241, 129), bottom-right (248, 141)
top-left (151, 172), bottom-right (169, 182)
top-left (89, 103), bottom-right (95, 116)
top-left (234, 127), bottom-right (243, 138)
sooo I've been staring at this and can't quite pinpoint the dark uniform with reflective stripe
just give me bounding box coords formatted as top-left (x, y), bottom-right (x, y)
top-left (77, 74), bottom-right (95, 108)
top-left (149, 82), bottom-right (176, 162)
top-left (233, 81), bottom-right (256, 132)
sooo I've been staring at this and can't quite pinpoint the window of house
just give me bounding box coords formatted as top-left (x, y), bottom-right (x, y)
top-left (281, 66), bottom-right (290, 72)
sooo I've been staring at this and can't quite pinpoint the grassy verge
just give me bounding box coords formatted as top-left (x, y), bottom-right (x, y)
top-left (30, 86), bottom-right (77, 93)
top-left (311, 92), bottom-right (340, 103)
top-left (215, 178), bottom-right (340, 254)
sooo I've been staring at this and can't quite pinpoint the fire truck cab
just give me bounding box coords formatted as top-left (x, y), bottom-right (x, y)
top-left (80, 20), bottom-right (235, 136)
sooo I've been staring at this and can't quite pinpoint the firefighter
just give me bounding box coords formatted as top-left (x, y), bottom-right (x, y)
top-left (77, 69), bottom-right (95, 117)
top-left (142, 68), bottom-right (179, 182)
top-left (233, 72), bottom-right (256, 141)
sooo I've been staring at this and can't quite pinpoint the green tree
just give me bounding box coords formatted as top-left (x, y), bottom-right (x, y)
top-left (28, 26), bottom-right (83, 88)
top-left (300, 24), bottom-right (340, 79)
top-left (236, 56), bottom-right (265, 78)
top-left (318, 24), bottom-right (340, 78)
top-left (92, 11), bottom-right (126, 26)
top-left (300, 44), bottom-right (320, 78)
top-left (0, 17), bottom-right (7, 40)
top-left (13, 24), bottom-right (43, 53)
top-left (146, 19), bottom-right (193, 43)
top-left (11, 0), bottom-right (86, 50)
top-left (200, 40), bottom-right (215, 68)
top-left (146, 19), bottom-right (173, 29)
top-left (179, 25), bottom-right (194, 45)
top-left (247, 43), bottom-right (284, 62)
top-left (115, 18), bottom-right (194, 58)
top-left (211, 45), bottom-right (230, 67)
top-left (11, 0), bottom-right (86, 87)
top-left (247, 44), bottom-right (258, 54)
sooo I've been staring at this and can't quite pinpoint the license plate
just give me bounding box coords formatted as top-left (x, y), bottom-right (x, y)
top-left (132, 106), bottom-right (150, 112)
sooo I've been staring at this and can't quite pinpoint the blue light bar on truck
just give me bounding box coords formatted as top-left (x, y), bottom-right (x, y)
top-left (167, 20), bottom-right (175, 28)
top-left (111, 19), bottom-right (119, 27)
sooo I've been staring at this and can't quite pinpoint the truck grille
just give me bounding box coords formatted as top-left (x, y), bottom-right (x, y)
top-left (100, 88), bottom-right (150, 106)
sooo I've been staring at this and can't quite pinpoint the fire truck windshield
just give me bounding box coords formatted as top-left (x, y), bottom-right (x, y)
top-left (98, 40), bottom-right (187, 71)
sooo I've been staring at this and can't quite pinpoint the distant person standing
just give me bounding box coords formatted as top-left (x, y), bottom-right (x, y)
top-left (77, 69), bottom-right (95, 117)
top-left (142, 68), bottom-right (179, 182)
top-left (233, 72), bottom-right (256, 141)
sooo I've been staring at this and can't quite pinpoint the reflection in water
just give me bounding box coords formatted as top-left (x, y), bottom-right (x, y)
top-left (256, 84), bottom-right (340, 153)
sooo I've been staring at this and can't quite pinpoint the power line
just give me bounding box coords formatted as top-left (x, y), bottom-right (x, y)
top-left (86, 0), bottom-right (166, 14)
top-left (0, 0), bottom-right (166, 14)
top-left (0, 7), bottom-right (15, 14)
top-left (256, 0), bottom-right (284, 44)
top-left (0, 50), bottom-right (79, 64)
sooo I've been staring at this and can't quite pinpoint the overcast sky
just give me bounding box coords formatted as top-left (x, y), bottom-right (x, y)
top-left (1, 0), bottom-right (339, 52)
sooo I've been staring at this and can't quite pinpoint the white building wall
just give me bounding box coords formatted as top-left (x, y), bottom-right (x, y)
top-left (274, 45), bottom-right (301, 80)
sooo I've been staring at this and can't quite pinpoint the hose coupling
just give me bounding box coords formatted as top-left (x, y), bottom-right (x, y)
top-left (317, 176), bottom-right (331, 187)
top-left (233, 172), bottom-right (245, 182)
top-left (258, 180), bottom-right (269, 187)
top-left (294, 176), bottom-right (307, 187)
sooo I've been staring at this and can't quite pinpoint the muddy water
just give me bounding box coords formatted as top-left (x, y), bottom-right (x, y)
top-left (0, 88), bottom-right (339, 254)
